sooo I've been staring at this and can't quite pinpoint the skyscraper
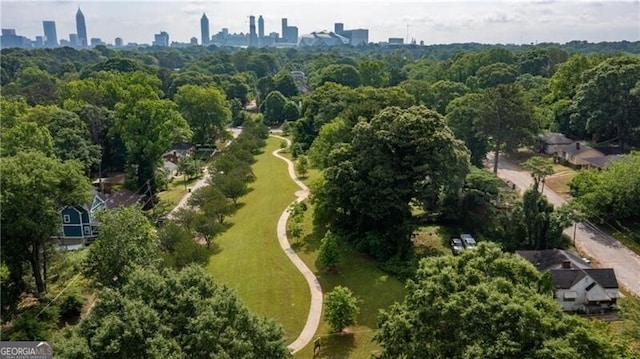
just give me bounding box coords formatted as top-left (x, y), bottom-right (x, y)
top-left (153, 31), bottom-right (169, 47)
top-left (248, 15), bottom-right (257, 47)
top-left (43, 21), bottom-right (58, 47)
top-left (258, 15), bottom-right (264, 45)
top-left (201, 13), bottom-right (209, 46)
top-left (281, 18), bottom-right (287, 41)
top-left (76, 7), bottom-right (87, 47)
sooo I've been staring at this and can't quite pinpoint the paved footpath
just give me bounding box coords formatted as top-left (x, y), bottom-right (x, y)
top-left (489, 154), bottom-right (640, 297)
top-left (271, 135), bottom-right (323, 354)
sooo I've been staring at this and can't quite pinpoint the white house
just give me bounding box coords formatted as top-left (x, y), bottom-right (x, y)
top-left (517, 249), bottom-right (619, 313)
top-left (551, 268), bottom-right (619, 313)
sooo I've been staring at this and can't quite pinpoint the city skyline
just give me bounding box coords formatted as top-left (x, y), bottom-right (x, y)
top-left (1, 1), bottom-right (639, 46)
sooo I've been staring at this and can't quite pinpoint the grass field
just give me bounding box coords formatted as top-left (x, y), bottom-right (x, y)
top-left (157, 175), bottom-right (201, 206)
top-left (206, 138), bottom-right (309, 338)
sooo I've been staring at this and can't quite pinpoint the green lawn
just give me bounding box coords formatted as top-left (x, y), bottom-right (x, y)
top-left (292, 204), bottom-right (406, 359)
top-left (157, 175), bottom-right (201, 206)
top-left (206, 138), bottom-right (309, 338)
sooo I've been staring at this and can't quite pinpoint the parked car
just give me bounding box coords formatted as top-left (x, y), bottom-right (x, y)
top-left (460, 234), bottom-right (477, 249)
top-left (450, 238), bottom-right (465, 255)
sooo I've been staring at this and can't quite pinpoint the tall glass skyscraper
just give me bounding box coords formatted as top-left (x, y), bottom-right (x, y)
top-left (76, 8), bottom-right (88, 47)
top-left (42, 21), bottom-right (58, 47)
top-left (258, 15), bottom-right (264, 44)
top-left (201, 13), bottom-right (209, 46)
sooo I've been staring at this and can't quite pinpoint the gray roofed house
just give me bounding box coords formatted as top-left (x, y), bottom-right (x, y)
top-left (517, 249), bottom-right (619, 313)
top-left (538, 132), bottom-right (574, 155)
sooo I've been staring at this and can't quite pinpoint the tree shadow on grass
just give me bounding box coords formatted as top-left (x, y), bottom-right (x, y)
top-left (316, 332), bottom-right (356, 359)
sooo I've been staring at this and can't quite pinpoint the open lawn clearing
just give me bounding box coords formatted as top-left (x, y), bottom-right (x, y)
top-left (158, 176), bottom-right (200, 206)
top-left (206, 137), bottom-right (309, 338)
top-left (292, 204), bottom-right (406, 359)
top-left (544, 170), bottom-right (577, 198)
top-left (413, 225), bottom-right (455, 256)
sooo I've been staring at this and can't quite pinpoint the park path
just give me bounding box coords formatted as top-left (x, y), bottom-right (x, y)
top-left (271, 134), bottom-right (323, 354)
top-left (489, 154), bottom-right (640, 297)
top-left (167, 128), bottom-right (242, 219)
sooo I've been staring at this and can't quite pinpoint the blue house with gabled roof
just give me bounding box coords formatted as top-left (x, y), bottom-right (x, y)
top-left (59, 191), bottom-right (107, 243)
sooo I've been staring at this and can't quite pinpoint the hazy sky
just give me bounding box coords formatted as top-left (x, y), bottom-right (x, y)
top-left (1, 1), bottom-right (639, 45)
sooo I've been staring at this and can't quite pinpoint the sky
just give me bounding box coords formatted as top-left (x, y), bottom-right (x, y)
top-left (1, 1), bottom-right (639, 45)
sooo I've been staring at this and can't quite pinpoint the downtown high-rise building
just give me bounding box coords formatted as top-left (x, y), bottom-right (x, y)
top-left (42, 20), bottom-right (58, 47)
top-left (76, 7), bottom-right (87, 47)
top-left (258, 15), bottom-right (264, 45)
top-left (281, 18), bottom-right (298, 44)
top-left (248, 15), bottom-right (257, 47)
top-left (201, 13), bottom-right (209, 46)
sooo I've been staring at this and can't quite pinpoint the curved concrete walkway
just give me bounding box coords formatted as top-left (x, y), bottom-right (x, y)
top-left (271, 135), bottom-right (323, 354)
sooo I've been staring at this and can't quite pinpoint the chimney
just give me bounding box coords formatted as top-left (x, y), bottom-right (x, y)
top-left (575, 142), bottom-right (580, 150)
top-left (561, 260), bottom-right (571, 269)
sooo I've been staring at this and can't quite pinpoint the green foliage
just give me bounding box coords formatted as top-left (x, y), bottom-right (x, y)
top-left (375, 243), bottom-right (631, 359)
top-left (475, 62), bottom-right (519, 88)
top-left (295, 155), bottom-right (309, 178)
top-left (1, 151), bottom-right (91, 295)
top-left (114, 98), bottom-right (192, 194)
top-left (318, 231), bottom-right (340, 271)
top-left (445, 93), bottom-right (489, 167)
top-left (7, 66), bottom-right (60, 105)
top-left (73, 266), bottom-right (290, 358)
top-left (282, 101), bottom-right (300, 122)
top-left (308, 117), bottom-right (351, 169)
top-left (261, 90), bottom-right (287, 126)
top-left (273, 71), bottom-right (299, 97)
top-left (158, 222), bottom-right (209, 269)
top-left (478, 84), bottom-right (538, 173)
top-left (359, 59), bottom-right (389, 87)
top-left (315, 106), bottom-right (470, 260)
top-left (177, 157), bottom-right (202, 180)
top-left (428, 80), bottom-right (470, 114)
top-left (3, 305), bottom-right (59, 341)
top-left (314, 64), bottom-right (361, 88)
top-left (522, 156), bottom-right (554, 192)
top-left (324, 286), bottom-right (359, 332)
top-left (1, 120), bottom-right (54, 157)
top-left (569, 152), bottom-right (640, 221)
top-left (174, 84), bottom-right (230, 146)
top-left (58, 282), bottom-right (86, 319)
top-left (573, 56), bottom-right (640, 149)
top-left (84, 207), bottom-right (159, 289)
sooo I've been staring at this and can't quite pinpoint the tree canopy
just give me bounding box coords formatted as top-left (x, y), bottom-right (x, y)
top-left (375, 243), bottom-right (631, 359)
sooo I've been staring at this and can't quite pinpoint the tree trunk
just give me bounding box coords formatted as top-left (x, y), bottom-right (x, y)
top-left (493, 144), bottom-right (500, 174)
top-left (29, 242), bottom-right (46, 294)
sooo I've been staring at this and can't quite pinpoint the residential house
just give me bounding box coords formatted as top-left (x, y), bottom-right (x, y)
top-left (517, 249), bottom-right (619, 313)
top-left (162, 160), bottom-right (178, 180)
top-left (538, 132), bottom-right (574, 155)
top-left (58, 188), bottom-right (145, 248)
top-left (558, 142), bottom-right (606, 169)
top-left (163, 143), bottom-right (195, 164)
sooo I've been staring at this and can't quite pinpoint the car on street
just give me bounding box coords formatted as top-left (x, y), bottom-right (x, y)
top-left (460, 234), bottom-right (477, 249)
top-left (450, 237), bottom-right (465, 255)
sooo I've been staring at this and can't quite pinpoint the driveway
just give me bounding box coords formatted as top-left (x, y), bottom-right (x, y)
top-left (489, 154), bottom-right (640, 297)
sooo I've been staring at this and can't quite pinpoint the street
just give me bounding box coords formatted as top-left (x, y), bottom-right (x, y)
top-left (489, 154), bottom-right (640, 297)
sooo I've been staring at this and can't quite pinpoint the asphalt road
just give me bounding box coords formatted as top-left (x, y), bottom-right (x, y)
top-left (489, 154), bottom-right (640, 297)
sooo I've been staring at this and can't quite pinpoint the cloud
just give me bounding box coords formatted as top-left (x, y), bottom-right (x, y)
top-left (484, 12), bottom-right (520, 24)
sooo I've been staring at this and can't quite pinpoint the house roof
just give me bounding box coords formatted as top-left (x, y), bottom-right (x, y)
top-left (560, 143), bottom-right (604, 158)
top-left (104, 189), bottom-right (145, 209)
top-left (551, 269), bottom-right (586, 289)
top-left (581, 155), bottom-right (623, 169)
top-left (163, 160), bottom-right (178, 172)
top-left (516, 249), bottom-right (591, 271)
top-left (92, 173), bottom-right (126, 185)
top-left (538, 133), bottom-right (573, 145)
top-left (583, 268), bottom-right (619, 288)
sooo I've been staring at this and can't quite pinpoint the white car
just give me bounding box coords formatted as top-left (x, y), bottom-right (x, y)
top-left (460, 234), bottom-right (477, 249)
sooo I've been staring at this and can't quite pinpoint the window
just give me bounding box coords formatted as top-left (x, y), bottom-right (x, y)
top-left (585, 282), bottom-right (596, 292)
top-left (83, 226), bottom-right (91, 235)
top-left (563, 291), bottom-right (578, 302)
top-left (63, 214), bottom-right (71, 223)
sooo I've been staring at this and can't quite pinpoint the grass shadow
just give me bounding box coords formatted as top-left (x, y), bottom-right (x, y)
top-left (316, 333), bottom-right (356, 359)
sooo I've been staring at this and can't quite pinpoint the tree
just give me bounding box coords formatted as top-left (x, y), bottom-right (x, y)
top-left (569, 152), bottom-right (640, 221)
top-left (177, 157), bottom-right (202, 181)
top-left (475, 62), bottom-right (519, 88)
top-left (428, 80), bottom-right (470, 114)
top-left (1, 152), bottom-right (91, 295)
top-left (282, 101), bottom-right (300, 122)
top-left (375, 243), bottom-right (630, 359)
top-left (261, 90), bottom-right (287, 126)
top-left (211, 172), bottom-right (250, 205)
top-left (114, 99), bottom-right (192, 195)
top-left (573, 56), bottom-right (640, 150)
top-left (10, 66), bottom-right (60, 105)
top-left (188, 185), bottom-right (235, 223)
top-left (359, 59), bottom-right (389, 87)
top-left (295, 155), bottom-right (309, 178)
top-left (445, 93), bottom-right (489, 167)
top-left (1, 120), bottom-right (54, 157)
top-left (287, 202), bottom-right (306, 244)
top-left (477, 84), bottom-right (538, 173)
top-left (522, 156), bottom-right (554, 192)
top-left (308, 117), bottom-right (351, 169)
top-left (317, 231), bottom-right (339, 271)
top-left (273, 71), bottom-right (299, 97)
top-left (84, 207), bottom-right (159, 288)
top-left (70, 266), bottom-right (290, 358)
top-left (315, 64), bottom-right (361, 88)
top-left (324, 286), bottom-right (359, 333)
top-left (316, 106), bottom-right (470, 260)
top-left (45, 108), bottom-right (102, 173)
top-left (175, 84), bottom-right (230, 146)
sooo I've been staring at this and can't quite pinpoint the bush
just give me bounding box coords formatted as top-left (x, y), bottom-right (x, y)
top-left (324, 286), bottom-right (359, 333)
top-left (3, 305), bottom-right (59, 341)
top-left (58, 285), bottom-right (86, 319)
